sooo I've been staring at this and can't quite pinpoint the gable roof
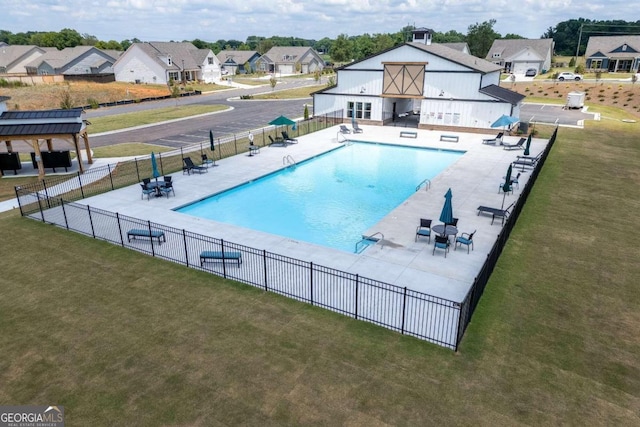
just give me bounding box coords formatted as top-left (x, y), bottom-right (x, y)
top-left (0, 109), bottom-right (84, 137)
top-left (217, 50), bottom-right (259, 65)
top-left (129, 42), bottom-right (211, 71)
top-left (260, 46), bottom-right (320, 64)
top-left (25, 46), bottom-right (118, 71)
top-left (408, 42), bottom-right (501, 73)
top-left (486, 39), bottom-right (554, 61)
top-left (0, 45), bottom-right (46, 69)
top-left (585, 36), bottom-right (640, 58)
top-left (479, 84), bottom-right (526, 105)
top-left (439, 42), bottom-right (469, 53)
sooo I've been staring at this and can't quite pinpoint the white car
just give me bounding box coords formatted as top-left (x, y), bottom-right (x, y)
top-left (558, 72), bottom-right (583, 81)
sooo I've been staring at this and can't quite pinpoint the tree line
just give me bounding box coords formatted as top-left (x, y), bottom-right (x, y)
top-left (2, 18), bottom-right (639, 63)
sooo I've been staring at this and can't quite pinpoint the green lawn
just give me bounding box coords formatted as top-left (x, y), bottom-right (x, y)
top-left (0, 121), bottom-right (638, 424)
top-left (87, 105), bottom-right (229, 134)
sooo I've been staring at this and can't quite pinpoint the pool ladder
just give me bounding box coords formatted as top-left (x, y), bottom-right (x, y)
top-left (283, 155), bottom-right (296, 168)
top-left (416, 178), bottom-right (431, 191)
top-left (337, 132), bottom-right (352, 144)
top-left (354, 232), bottom-right (384, 253)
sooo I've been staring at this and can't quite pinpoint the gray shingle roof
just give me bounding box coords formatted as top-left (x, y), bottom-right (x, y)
top-left (409, 42), bottom-right (502, 73)
top-left (261, 46), bottom-right (319, 64)
top-left (585, 36), bottom-right (640, 58)
top-left (439, 42), bottom-right (469, 53)
top-left (132, 42), bottom-right (208, 71)
top-left (0, 45), bottom-right (45, 68)
top-left (485, 39), bottom-right (554, 61)
top-left (217, 50), bottom-right (259, 64)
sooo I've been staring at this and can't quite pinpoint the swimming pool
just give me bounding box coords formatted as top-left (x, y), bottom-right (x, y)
top-left (177, 142), bottom-right (463, 252)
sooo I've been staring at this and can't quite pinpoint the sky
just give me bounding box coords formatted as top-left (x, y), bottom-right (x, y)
top-left (1, 0), bottom-right (636, 43)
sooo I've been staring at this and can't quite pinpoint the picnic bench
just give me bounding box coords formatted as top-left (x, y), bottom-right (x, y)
top-left (400, 131), bottom-right (418, 138)
top-left (440, 134), bottom-right (459, 142)
top-left (127, 229), bottom-right (166, 244)
top-left (200, 251), bottom-right (243, 266)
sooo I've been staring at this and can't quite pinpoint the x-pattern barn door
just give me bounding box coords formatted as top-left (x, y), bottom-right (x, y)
top-left (382, 63), bottom-right (426, 98)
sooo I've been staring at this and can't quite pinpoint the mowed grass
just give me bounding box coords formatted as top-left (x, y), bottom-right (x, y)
top-left (87, 105), bottom-right (229, 134)
top-left (0, 121), bottom-right (638, 425)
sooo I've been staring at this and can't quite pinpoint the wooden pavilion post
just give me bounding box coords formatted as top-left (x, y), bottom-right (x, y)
top-left (81, 131), bottom-right (93, 164)
top-left (73, 134), bottom-right (84, 174)
top-left (32, 139), bottom-right (45, 179)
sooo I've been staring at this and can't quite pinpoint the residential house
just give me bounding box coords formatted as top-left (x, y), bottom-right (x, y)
top-left (216, 50), bottom-right (261, 75)
top-left (313, 28), bottom-right (524, 131)
top-left (440, 42), bottom-right (470, 54)
top-left (113, 42), bottom-right (221, 84)
top-left (486, 38), bottom-right (554, 74)
top-left (256, 46), bottom-right (324, 75)
top-left (24, 46), bottom-right (118, 75)
top-left (585, 36), bottom-right (640, 73)
top-left (0, 45), bottom-right (46, 74)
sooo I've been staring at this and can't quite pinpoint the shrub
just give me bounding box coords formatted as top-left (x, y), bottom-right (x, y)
top-left (59, 89), bottom-right (74, 109)
top-left (87, 98), bottom-right (100, 109)
top-left (575, 64), bottom-right (585, 74)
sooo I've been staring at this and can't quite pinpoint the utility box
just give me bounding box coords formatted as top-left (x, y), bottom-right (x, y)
top-left (566, 91), bottom-right (585, 109)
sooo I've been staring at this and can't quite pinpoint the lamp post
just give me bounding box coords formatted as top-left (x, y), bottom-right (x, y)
top-left (182, 59), bottom-right (185, 85)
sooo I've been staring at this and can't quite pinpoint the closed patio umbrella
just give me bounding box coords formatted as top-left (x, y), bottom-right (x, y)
top-left (502, 164), bottom-right (512, 209)
top-left (439, 188), bottom-right (454, 226)
top-left (151, 152), bottom-right (160, 184)
top-left (523, 133), bottom-right (532, 156)
top-left (209, 130), bottom-right (216, 166)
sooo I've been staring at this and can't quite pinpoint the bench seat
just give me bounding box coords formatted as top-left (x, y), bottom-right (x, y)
top-left (200, 251), bottom-right (242, 266)
top-left (440, 134), bottom-right (459, 142)
top-left (248, 145), bottom-right (260, 156)
top-left (400, 131), bottom-right (417, 138)
top-left (127, 229), bottom-right (166, 244)
top-left (477, 206), bottom-right (509, 225)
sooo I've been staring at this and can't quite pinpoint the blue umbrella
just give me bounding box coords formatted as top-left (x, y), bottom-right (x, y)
top-left (523, 133), bottom-right (532, 156)
top-left (491, 114), bottom-right (519, 128)
top-left (439, 188), bottom-right (454, 226)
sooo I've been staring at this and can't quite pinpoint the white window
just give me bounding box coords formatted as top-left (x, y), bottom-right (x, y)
top-left (208, 57), bottom-right (214, 65)
top-left (347, 102), bottom-right (372, 119)
top-left (168, 56), bottom-right (172, 66)
top-left (169, 71), bottom-right (179, 81)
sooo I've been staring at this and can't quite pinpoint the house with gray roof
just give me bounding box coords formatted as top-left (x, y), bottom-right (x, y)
top-left (113, 42), bottom-right (221, 84)
top-left (585, 36), bottom-right (640, 73)
top-left (216, 50), bottom-right (261, 75)
top-left (314, 29), bottom-right (524, 131)
top-left (486, 38), bottom-right (554, 74)
top-left (439, 42), bottom-right (470, 54)
top-left (24, 46), bottom-right (118, 75)
top-left (0, 45), bottom-right (46, 74)
top-left (256, 46), bottom-right (324, 75)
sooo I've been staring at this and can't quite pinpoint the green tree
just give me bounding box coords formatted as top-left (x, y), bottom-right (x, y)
top-left (257, 39), bottom-right (274, 55)
top-left (270, 76), bottom-right (277, 91)
top-left (330, 34), bottom-right (353, 63)
top-left (54, 28), bottom-right (83, 49)
top-left (432, 30), bottom-right (466, 43)
top-left (372, 33), bottom-right (395, 52)
top-left (314, 37), bottom-right (333, 54)
top-left (466, 20), bottom-right (500, 58)
top-left (81, 33), bottom-right (98, 46)
top-left (304, 104), bottom-right (309, 120)
top-left (353, 33), bottom-right (375, 60)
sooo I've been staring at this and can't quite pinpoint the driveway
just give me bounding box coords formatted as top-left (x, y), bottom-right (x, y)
top-left (520, 103), bottom-right (597, 127)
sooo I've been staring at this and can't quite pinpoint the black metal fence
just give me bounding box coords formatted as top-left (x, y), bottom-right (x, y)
top-left (14, 109), bottom-right (345, 207)
top-left (18, 195), bottom-right (463, 349)
top-left (14, 120), bottom-right (557, 351)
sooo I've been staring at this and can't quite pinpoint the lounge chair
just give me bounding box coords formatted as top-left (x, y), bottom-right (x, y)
top-left (182, 156), bottom-right (208, 174)
top-left (201, 154), bottom-right (214, 167)
top-left (339, 125), bottom-right (351, 134)
top-left (477, 202), bottom-right (515, 225)
top-left (512, 152), bottom-right (543, 171)
top-left (281, 131), bottom-right (298, 144)
top-left (415, 218), bottom-right (432, 243)
top-left (482, 132), bottom-right (504, 145)
top-left (503, 137), bottom-right (526, 150)
top-left (268, 135), bottom-right (287, 147)
top-left (352, 121), bottom-right (364, 133)
top-left (454, 230), bottom-right (476, 253)
top-left (432, 235), bottom-right (450, 257)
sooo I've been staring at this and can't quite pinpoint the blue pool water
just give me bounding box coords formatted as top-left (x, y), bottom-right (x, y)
top-left (177, 142), bottom-right (463, 252)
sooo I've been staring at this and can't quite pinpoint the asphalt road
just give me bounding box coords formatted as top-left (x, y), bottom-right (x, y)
top-left (520, 103), bottom-right (596, 127)
top-left (86, 78), bottom-right (317, 148)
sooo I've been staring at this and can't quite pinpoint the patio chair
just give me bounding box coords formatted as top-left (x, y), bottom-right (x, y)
top-left (160, 181), bottom-right (175, 198)
top-left (503, 137), bottom-right (526, 150)
top-left (352, 121), bottom-right (364, 133)
top-left (512, 152), bottom-right (543, 171)
top-left (201, 154), bottom-right (214, 167)
top-left (339, 125), bottom-right (351, 134)
top-left (432, 235), bottom-right (450, 257)
top-left (482, 132), bottom-right (503, 145)
top-left (140, 183), bottom-right (154, 200)
top-left (415, 218), bottom-right (432, 243)
top-left (281, 131), bottom-right (298, 144)
top-left (182, 156), bottom-right (208, 175)
top-left (455, 230), bottom-right (476, 253)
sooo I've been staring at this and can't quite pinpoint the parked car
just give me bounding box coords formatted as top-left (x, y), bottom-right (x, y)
top-left (525, 68), bottom-right (537, 77)
top-left (558, 72), bottom-right (583, 81)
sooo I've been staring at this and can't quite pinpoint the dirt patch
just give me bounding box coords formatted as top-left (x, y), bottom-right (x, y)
top-left (2, 81), bottom-right (171, 110)
top-left (503, 81), bottom-right (640, 117)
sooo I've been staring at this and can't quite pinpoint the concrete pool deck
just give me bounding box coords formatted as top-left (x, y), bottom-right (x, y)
top-left (78, 125), bottom-right (548, 303)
